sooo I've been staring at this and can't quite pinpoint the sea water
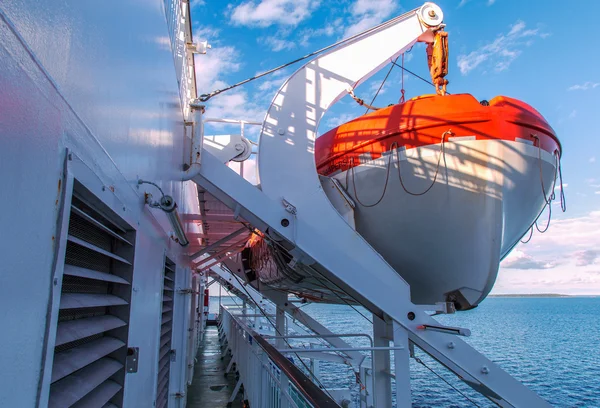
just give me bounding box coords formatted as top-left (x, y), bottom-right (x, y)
top-left (211, 297), bottom-right (600, 407)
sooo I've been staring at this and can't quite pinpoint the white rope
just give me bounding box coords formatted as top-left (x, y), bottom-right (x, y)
top-left (347, 88), bottom-right (383, 111)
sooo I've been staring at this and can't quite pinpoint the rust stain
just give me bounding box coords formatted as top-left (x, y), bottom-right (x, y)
top-left (55, 179), bottom-right (62, 206)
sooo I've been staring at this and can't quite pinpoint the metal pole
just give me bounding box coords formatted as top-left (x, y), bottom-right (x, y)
top-left (277, 346), bottom-right (405, 353)
top-left (392, 318), bottom-right (411, 407)
top-left (373, 314), bottom-right (392, 408)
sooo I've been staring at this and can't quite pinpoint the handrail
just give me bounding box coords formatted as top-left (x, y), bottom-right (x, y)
top-left (221, 306), bottom-right (340, 407)
top-left (250, 328), bottom-right (339, 407)
top-left (203, 117), bottom-right (261, 140)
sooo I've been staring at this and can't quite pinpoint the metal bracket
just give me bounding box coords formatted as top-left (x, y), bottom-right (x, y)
top-left (282, 198), bottom-right (297, 215)
top-left (418, 302), bottom-right (456, 315)
top-left (177, 288), bottom-right (197, 295)
top-left (126, 347), bottom-right (139, 373)
top-left (416, 324), bottom-right (471, 337)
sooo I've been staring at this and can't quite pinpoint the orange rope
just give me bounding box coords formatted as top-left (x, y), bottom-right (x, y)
top-left (426, 30), bottom-right (449, 96)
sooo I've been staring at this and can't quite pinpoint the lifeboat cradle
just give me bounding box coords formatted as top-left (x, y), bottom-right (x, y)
top-left (186, 3), bottom-right (551, 407)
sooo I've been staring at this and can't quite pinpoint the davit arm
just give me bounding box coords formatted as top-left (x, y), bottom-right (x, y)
top-left (248, 2), bottom-right (552, 406)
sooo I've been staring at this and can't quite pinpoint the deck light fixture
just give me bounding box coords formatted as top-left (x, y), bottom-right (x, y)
top-left (139, 180), bottom-right (189, 246)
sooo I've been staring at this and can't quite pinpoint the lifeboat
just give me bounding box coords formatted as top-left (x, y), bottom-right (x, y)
top-left (313, 93), bottom-right (561, 309)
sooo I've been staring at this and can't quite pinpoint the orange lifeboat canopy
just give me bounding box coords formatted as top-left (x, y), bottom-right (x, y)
top-left (315, 93), bottom-right (561, 176)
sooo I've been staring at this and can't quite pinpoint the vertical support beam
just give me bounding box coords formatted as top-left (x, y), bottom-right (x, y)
top-left (198, 275), bottom-right (206, 343)
top-left (263, 289), bottom-right (289, 408)
top-left (373, 314), bottom-right (392, 408)
top-left (275, 306), bottom-right (286, 348)
top-left (276, 296), bottom-right (290, 408)
top-left (309, 343), bottom-right (321, 380)
top-left (262, 289), bottom-right (288, 347)
top-left (360, 365), bottom-right (374, 408)
top-left (228, 378), bottom-right (243, 403)
top-left (391, 316), bottom-right (411, 408)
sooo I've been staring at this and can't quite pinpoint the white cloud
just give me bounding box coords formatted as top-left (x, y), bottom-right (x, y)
top-left (195, 26), bottom-right (221, 43)
top-left (324, 113), bottom-right (355, 130)
top-left (568, 82), bottom-right (600, 91)
top-left (299, 20), bottom-right (341, 46)
top-left (254, 68), bottom-right (289, 94)
top-left (568, 110), bottom-right (577, 119)
top-left (193, 33), bottom-right (267, 129)
top-left (492, 269), bottom-right (600, 295)
top-left (502, 250), bottom-right (559, 270)
top-left (229, 0), bottom-right (321, 27)
top-left (457, 20), bottom-right (547, 75)
top-left (194, 46), bottom-right (240, 92)
top-left (369, 80), bottom-right (387, 96)
top-left (530, 211), bottom-right (600, 250)
top-left (590, 157), bottom-right (596, 163)
top-left (343, 0), bottom-right (396, 38)
top-left (586, 178), bottom-right (600, 187)
top-left (190, 0), bottom-right (205, 7)
top-left (259, 36), bottom-right (296, 52)
top-left (494, 211), bottom-right (600, 294)
top-left (153, 36), bottom-right (171, 51)
top-left (575, 249), bottom-right (600, 266)
top-left (459, 0), bottom-right (497, 7)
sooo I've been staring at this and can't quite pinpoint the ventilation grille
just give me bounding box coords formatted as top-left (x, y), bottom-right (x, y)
top-left (49, 190), bottom-right (134, 408)
top-left (156, 258), bottom-right (175, 408)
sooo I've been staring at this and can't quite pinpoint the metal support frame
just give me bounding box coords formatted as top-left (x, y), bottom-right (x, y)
top-left (190, 3), bottom-right (552, 406)
top-left (373, 315), bottom-right (393, 408)
top-left (190, 227), bottom-right (246, 260)
top-left (219, 305), bottom-right (339, 407)
top-left (211, 263), bottom-right (366, 369)
top-left (225, 357), bottom-right (236, 375)
top-left (228, 378), bottom-right (243, 404)
top-left (193, 238), bottom-right (248, 269)
top-left (392, 317), bottom-right (411, 407)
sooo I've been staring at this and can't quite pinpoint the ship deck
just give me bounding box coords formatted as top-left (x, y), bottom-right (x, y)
top-left (187, 326), bottom-right (243, 407)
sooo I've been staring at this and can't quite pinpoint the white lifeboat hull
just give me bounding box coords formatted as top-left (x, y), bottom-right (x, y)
top-left (331, 138), bottom-right (557, 308)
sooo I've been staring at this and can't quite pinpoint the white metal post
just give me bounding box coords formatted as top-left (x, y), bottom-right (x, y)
top-left (360, 365), bottom-right (374, 408)
top-left (271, 291), bottom-right (289, 408)
top-left (373, 314), bottom-right (393, 408)
top-left (198, 275), bottom-right (205, 344)
top-left (391, 317), bottom-right (411, 408)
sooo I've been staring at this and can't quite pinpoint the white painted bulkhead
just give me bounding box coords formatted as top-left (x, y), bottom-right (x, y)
top-left (0, 0), bottom-right (200, 407)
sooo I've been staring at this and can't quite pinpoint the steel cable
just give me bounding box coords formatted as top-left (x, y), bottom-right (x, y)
top-left (346, 130), bottom-right (451, 208)
top-left (413, 355), bottom-right (482, 408)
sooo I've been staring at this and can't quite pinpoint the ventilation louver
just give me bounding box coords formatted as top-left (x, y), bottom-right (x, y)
top-left (156, 258), bottom-right (175, 408)
top-left (49, 183), bottom-right (134, 408)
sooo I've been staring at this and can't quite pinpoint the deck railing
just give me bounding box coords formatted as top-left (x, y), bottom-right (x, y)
top-left (219, 306), bottom-right (339, 408)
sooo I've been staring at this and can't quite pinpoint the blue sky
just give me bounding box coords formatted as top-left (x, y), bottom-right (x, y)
top-left (190, 0), bottom-right (600, 295)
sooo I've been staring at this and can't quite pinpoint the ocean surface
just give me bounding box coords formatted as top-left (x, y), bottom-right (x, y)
top-left (211, 297), bottom-right (600, 407)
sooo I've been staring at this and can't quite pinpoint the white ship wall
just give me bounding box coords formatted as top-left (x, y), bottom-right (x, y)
top-left (0, 0), bottom-right (200, 406)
